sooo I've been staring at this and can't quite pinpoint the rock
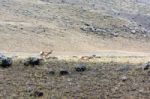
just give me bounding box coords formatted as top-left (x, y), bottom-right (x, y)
top-left (24, 57), bottom-right (40, 66)
top-left (121, 76), bottom-right (127, 82)
top-left (110, 32), bottom-right (119, 37)
top-left (142, 61), bottom-right (150, 70)
top-left (80, 27), bottom-right (88, 31)
top-left (48, 69), bottom-right (55, 75)
top-left (89, 26), bottom-right (98, 32)
top-left (75, 64), bottom-right (86, 72)
top-left (84, 23), bottom-right (90, 26)
top-left (139, 89), bottom-right (144, 93)
top-left (0, 57), bottom-right (12, 68)
top-left (92, 54), bottom-right (96, 57)
top-left (131, 30), bottom-right (136, 34)
top-left (80, 26), bottom-right (98, 32)
top-left (33, 91), bottom-right (44, 97)
top-left (59, 69), bottom-right (69, 75)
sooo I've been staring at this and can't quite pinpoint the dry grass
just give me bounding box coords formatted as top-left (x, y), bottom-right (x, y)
top-left (0, 56), bottom-right (150, 98)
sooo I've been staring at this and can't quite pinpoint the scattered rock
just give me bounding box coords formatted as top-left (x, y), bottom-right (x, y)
top-left (80, 25), bottom-right (121, 38)
top-left (75, 64), bottom-right (86, 72)
top-left (131, 30), bottom-right (136, 34)
top-left (139, 24), bottom-right (142, 27)
top-left (20, 27), bottom-right (24, 30)
top-left (0, 57), bottom-right (12, 68)
top-left (142, 61), bottom-right (150, 70)
top-left (81, 25), bottom-right (95, 32)
top-left (139, 89), bottom-right (144, 93)
top-left (48, 69), bottom-right (55, 75)
top-left (23, 57), bottom-right (40, 66)
top-left (33, 91), bottom-right (44, 97)
top-left (84, 23), bottom-right (90, 26)
top-left (26, 86), bottom-right (34, 93)
top-left (121, 76), bottom-right (127, 82)
top-left (59, 69), bottom-right (69, 75)
top-left (110, 32), bottom-right (119, 37)
top-left (92, 54), bottom-right (96, 57)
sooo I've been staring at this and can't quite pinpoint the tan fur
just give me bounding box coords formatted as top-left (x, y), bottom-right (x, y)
top-left (40, 50), bottom-right (53, 59)
top-left (80, 56), bottom-right (93, 61)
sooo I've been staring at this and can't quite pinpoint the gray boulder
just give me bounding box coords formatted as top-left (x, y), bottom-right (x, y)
top-left (75, 64), bottom-right (86, 72)
top-left (142, 61), bottom-right (150, 70)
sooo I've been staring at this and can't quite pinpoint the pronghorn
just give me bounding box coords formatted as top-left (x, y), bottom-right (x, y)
top-left (40, 50), bottom-right (53, 60)
top-left (80, 56), bottom-right (93, 61)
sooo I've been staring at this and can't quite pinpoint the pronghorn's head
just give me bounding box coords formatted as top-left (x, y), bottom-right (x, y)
top-left (40, 51), bottom-right (44, 55)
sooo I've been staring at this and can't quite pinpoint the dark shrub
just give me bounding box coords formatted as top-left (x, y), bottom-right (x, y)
top-left (59, 69), bottom-right (69, 75)
top-left (24, 57), bottom-right (40, 66)
top-left (0, 57), bottom-right (12, 68)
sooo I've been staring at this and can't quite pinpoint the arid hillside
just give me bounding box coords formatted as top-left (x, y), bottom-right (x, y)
top-left (0, 0), bottom-right (150, 52)
top-left (1, 1), bottom-right (150, 98)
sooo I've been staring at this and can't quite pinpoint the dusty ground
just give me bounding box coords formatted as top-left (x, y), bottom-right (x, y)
top-left (0, 0), bottom-right (150, 52)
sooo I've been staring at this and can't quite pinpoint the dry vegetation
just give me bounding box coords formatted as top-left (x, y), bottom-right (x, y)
top-left (0, 0), bottom-right (150, 98)
top-left (0, 57), bottom-right (150, 98)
